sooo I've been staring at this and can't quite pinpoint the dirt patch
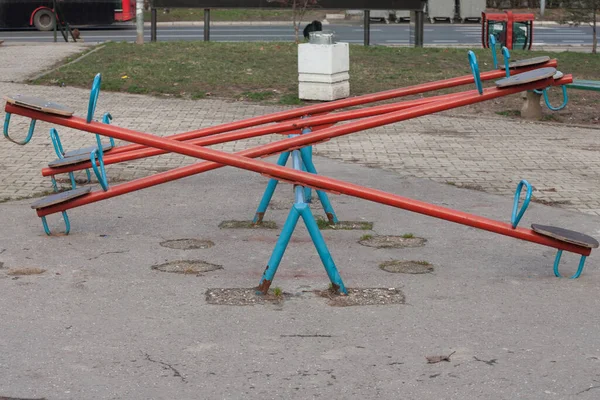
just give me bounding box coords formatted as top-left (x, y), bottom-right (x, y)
top-left (314, 287), bottom-right (405, 307)
top-left (151, 260), bottom-right (222, 275)
top-left (205, 288), bottom-right (292, 305)
top-left (268, 200), bottom-right (324, 211)
top-left (219, 220), bottom-right (278, 229)
top-left (6, 268), bottom-right (46, 276)
top-left (531, 197), bottom-right (572, 206)
top-left (379, 260), bottom-right (434, 274)
top-left (359, 235), bottom-right (427, 249)
top-left (317, 219), bottom-right (373, 230)
top-left (159, 239), bottom-right (215, 250)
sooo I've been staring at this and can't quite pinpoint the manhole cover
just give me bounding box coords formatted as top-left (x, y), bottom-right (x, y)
top-left (315, 287), bottom-right (405, 307)
top-left (159, 239), bottom-right (215, 250)
top-left (151, 260), bottom-right (222, 275)
top-left (359, 235), bottom-right (426, 249)
top-left (205, 288), bottom-right (291, 305)
top-left (219, 220), bottom-right (278, 229)
top-left (379, 260), bottom-right (434, 274)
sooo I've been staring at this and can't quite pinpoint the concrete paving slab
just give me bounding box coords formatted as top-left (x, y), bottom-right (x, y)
top-left (0, 155), bottom-right (599, 399)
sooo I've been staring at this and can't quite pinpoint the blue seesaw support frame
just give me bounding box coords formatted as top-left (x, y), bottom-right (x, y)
top-left (253, 127), bottom-right (339, 225)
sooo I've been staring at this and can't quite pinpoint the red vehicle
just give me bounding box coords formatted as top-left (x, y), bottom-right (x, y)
top-left (0, 1), bottom-right (136, 31)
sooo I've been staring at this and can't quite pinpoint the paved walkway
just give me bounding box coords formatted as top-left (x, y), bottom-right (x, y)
top-left (1, 43), bottom-right (599, 215)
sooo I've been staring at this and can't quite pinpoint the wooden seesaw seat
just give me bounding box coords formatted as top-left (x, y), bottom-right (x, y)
top-left (532, 224), bottom-right (599, 249)
top-left (499, 56), bottom-right (551, 70)
top-left (5, 95), bottom-right (74, 117)
top-left (30, 186), bottom-right (92, 210)
top-left (495, 67), bottom-right (557, 88)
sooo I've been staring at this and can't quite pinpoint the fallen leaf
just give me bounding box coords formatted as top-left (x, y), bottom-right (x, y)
top-left (121, 75), bottom-right (128, 79)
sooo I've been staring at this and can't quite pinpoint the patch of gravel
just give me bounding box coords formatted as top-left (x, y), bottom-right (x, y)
top-left (218, 220), bottom-right (278, 229)
top-left (314, 287), bottom-right (405, 307)
top-left (359, 235), bottom-right (426, 249)
top-left (159, 239), bottom-right (215, 250)
top-left (205, 288), bottom-right (291, 305)
top-left (318, 220), bottom-right (373, 230)
top-left (379, 260), bottom-right (434, 274)
top-left (151, 260), bottom-right (222, 275)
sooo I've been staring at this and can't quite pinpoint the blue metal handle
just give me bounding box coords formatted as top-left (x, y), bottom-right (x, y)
top-left (489, 34), bottom-right (498, 69)
top-left (501, 46), bottom-right (510, 78)
top-left (49, 128), bottom-right (78, 189)
top-left (49, 127), bottom-right (65, 157)
top-left (542, 85), bottom-right (568, 111)
top-left (90, 148), bottom-right (109, 191)
top-left (468, 51), bottom-right (483, 95)
top-left (3, 112), bottom-right (37, 145)
top-left (511, 179), bottom-right (532, 229)
top-left (87, 73), bottom-right (102, 123)
top-left (101, 112), bottom-right (115, 147)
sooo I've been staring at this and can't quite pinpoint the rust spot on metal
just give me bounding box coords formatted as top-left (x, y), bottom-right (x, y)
top-left (330, 283), bottom-right (340, 294)
top-left (254, 212), bottom-right (265, 224)
top-left (257, 277), bottom-right (272, 295)
top-left (326, 212), bottom-right (335, 224)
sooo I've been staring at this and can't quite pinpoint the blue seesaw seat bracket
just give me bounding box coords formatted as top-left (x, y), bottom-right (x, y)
top-left (3, 112), bottom-right (36, 145)
top-left (553, 250), bottom-right (587, 279)
top-left (489, 34), bottom-right (498, 69)
top-left (468, 51), bottom-right (483, 95)
top-left (511, 179), bottom-right (532, 229)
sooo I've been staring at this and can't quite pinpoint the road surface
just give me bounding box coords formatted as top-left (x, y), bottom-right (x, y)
top-left (0, 23), bottom-right (594, 46)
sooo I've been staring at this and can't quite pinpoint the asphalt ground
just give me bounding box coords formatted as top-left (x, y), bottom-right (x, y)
top-left (0, 154), bottom-right (599, 400)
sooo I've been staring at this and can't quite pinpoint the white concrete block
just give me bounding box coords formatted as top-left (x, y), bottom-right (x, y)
top-left (298, 42), bottom-right (350, 75)
top-left (299, 72), bottom-right (349, 84)
top-left (299, 81), bottom-right (350, 101)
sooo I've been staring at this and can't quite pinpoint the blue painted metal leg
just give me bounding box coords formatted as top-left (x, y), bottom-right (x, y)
top-left (553, 250), bottom-right (588, 279)
top-left (302, 145), bottom-right (314, 203)
top-left (298, 204), bottom-right (347, 294)
top-left (256, 206), bottom-right (301, 294)
top-left (300, 146), bottom-right (338, 224)
top-left (252, 151), bottom-right (290, 223)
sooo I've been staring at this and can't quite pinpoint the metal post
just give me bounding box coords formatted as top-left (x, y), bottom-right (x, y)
top-left (415, 9), bottom-right (424, 48)
top-left (363, 10), bottom-right (370, 46)
top-left (136, 0), bottom-right (144, 45)
top-left (204, 9), bottom-right (210, 42)
top-left (151, 7), bottom-right (157, 42)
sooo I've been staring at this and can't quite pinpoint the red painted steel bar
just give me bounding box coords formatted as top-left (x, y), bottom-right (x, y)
top-left (104, 60), bottom-right (559, 156)
top-left (42, 91), bottom-right (471, 177)
top-left (7, 75), bottom-right (588, 257)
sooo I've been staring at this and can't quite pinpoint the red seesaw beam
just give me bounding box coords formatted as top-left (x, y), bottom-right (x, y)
top-left (7, 74), bottom-right (589, 257)
top-left (42, 90), bottom-right (474, 177)
top-left (103, 59), bottom-right (559, 156)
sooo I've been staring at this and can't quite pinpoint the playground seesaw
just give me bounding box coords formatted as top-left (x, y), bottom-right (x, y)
top-left (34, 54), bottom-right (557, 179)
top-left (3, 51), bottom-right (598, 291)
